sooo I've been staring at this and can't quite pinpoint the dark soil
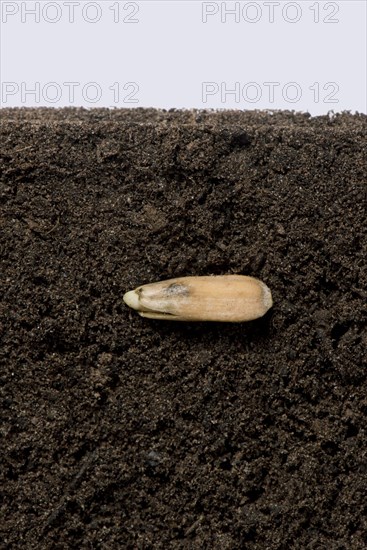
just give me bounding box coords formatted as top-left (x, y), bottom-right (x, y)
top-left (1, 108), bottom-right (366, 549)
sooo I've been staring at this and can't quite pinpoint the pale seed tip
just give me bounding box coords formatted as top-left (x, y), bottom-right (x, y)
top-left (123, 290), bottom-right (140, 311)
top-left (261, 282), bottom-right (273, 312)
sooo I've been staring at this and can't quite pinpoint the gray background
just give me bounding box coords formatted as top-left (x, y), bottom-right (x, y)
top-left (1, 0), bottom-right (366, 114)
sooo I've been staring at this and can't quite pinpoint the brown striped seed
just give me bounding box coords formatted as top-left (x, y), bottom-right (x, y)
top-left (123, 275), bottom-right (273, 322)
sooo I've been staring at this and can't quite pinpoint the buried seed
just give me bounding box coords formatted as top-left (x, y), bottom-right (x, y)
top-left (123, 275), bottom-right (273, 322)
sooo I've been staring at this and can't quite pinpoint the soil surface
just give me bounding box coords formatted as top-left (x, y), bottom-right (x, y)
top-left (1, 108), bottom-right (366, 549)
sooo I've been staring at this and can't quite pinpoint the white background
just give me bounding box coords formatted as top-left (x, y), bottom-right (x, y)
top-left (0, 0), bottom-right (366, 115)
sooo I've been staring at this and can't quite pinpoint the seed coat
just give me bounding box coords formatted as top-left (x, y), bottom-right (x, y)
top-left (123, 275), bottom-right (272, 322)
